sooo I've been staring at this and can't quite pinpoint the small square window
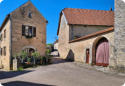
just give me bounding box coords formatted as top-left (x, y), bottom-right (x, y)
top-left (4, 29), bottom-right (6, 38)
top-left (28, 12), bottom-right (32, 18)
top-left (4, 47), bottom-right (6, 56)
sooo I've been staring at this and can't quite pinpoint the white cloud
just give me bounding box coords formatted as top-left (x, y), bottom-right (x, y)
top-left (122, 0), bottom-right (125, 3)
top-left (0, 0), bottom-right (3, 3)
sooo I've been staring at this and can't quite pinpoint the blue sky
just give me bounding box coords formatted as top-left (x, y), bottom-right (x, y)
top-left (0, 0), bottom-right (114, 44)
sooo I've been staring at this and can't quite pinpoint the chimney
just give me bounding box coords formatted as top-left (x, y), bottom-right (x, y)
top-left (110, 8), bottom-right (113, 11)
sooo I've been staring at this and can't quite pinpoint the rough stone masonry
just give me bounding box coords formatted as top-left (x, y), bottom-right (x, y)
top-left (115, 0), bottom-right (125, 68)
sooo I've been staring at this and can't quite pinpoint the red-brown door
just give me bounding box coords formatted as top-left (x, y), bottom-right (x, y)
top-left (96, 38), bottom-right (109, 67)
top-left (86, 49), bottom-right (89, 64)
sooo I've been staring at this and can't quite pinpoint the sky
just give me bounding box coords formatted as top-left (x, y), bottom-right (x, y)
top-left (0, 0), bottom-right (114, 44)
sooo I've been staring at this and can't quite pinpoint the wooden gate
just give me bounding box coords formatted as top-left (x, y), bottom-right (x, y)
top-left (96, 38), bottom-right (109, 67)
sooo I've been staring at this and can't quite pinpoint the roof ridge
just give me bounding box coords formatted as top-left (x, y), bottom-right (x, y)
top-left (63, 8), bottom-right (114, 12)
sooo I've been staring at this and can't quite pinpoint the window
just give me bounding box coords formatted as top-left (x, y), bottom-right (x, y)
top-left (4, 47), bottom-right (6, 56)
top-left (0, 34), bottom-right (2, 41)
top-left (22, 25), bottom-right (36, 38)
top-left (1, 48), bottom-right (2, 56)
top-left (1, 34), bottom-right (3, 41)
top-left (28, 12), bottom-right (32, 18)
top-left (0, 48), bottom-right (2, 56)
top-left (4, 29), bottom-right (6, 38)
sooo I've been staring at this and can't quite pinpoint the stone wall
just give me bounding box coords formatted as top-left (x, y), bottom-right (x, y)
top-left (69, 31), bottom-right (115, 66)
top-left (69, 25), bottom-right (111, 40)
top-left (115, 0), bottom-right (125, 67)
top-left (10, 1), bottom-right (46, 56)
top-left (58, 13), bottom-right (115, 67)
top-left (58, 14), bottom-right (70, 59)
top-left (0, 19), bottom-right (11, 70)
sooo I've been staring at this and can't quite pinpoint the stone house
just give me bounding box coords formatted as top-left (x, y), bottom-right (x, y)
top-left (0, 1), bottom-right (47, 70)
top-left (57, 8), bottom-right (115, 67)
top-left (54, 40), bottom-right (58, 51)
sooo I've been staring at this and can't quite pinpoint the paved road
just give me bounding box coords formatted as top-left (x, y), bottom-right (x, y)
top-left (0, 58), bottom-right (125, 86)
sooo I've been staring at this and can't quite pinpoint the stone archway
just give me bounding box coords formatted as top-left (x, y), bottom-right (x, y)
top-left (92, 37), bottom-right (109, 67)
top-left (22, 46), bottom-right (36, 56)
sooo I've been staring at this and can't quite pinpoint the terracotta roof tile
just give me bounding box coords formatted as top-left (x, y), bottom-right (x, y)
top-left (57, 8), bottom-right (114, 35)
top-left (63, 8), bottom-right (114, 26)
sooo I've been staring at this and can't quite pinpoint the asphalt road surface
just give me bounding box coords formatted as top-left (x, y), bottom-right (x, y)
top-left (0, 58), bottom-right (125, 86)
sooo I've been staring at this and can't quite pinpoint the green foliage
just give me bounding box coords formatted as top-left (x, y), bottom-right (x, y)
top-left (32, 51), bottom-right (40, 58)
top-left (20, 51), bottom-right (28, 59)
top-left (27, 58), bottom-right (31, 62)
top-left (47, 43), bottom-right (52, 46)
top-left (46, 49), bottom-right (51, 55)
top-left (13, 54), bottom-right (18, 59)
top-left (18, 66), bottom-right (24, 71)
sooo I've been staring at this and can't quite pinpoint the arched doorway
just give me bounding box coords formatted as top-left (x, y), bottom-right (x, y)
top-left (92, 37), bottom-right (109, 67)
top-left (22, 46), bottom-right (36, 57)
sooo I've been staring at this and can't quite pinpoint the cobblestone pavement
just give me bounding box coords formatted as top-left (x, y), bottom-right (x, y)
top-left (0, 58), bottom-right (125, 86)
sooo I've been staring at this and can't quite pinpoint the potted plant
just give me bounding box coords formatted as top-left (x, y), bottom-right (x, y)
top-left (32, 51), bottom-right (40, 65)
top-left (20, 51), bottom-right (27, 64)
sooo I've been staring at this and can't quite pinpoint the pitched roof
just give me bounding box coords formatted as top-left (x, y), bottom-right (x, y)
top-left (69, 27), bottom-right (114, 43)
top-left (63, 8), bottom-right (114, 25)
top-left (0, 1), bottom-right (47, 32)
top-left (57, 8), bottom-right (114, 35)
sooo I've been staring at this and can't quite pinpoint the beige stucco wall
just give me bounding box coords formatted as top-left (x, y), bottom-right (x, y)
top-left (10, 1), bottom-right (46, 56)
top-left (0, 19), bottom-right (11, 71)
top-left (69, 31), bottom-right (115, 67)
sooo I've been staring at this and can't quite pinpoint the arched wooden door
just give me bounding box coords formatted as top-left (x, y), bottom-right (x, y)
top-left (96, 38), bottom-right (109, 67)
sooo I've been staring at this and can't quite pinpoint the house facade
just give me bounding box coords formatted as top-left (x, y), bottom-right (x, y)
top-left (54, 40), bottom-right (58, 51)
top-left (58, 8), bottom-right (115, 67)
top-left (0, 1), bottom-right (47, 70)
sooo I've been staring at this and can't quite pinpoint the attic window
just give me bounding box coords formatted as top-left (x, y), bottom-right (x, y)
top-left (28, 12), bottom-right (32, 18)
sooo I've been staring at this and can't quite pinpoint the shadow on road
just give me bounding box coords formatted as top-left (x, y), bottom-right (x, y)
top-left (2, 81), bottom-right (55, 86)
top-left (0, 70), bottom-right (32, 80)
top-left (51, 57), bottom-right (67, 64)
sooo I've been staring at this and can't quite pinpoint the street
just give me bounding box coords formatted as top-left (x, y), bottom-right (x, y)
top-left (0, 58), bottom-right (125, 86)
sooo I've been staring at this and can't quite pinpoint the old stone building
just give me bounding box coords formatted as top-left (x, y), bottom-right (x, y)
top-left (0, 1), bottom-right (47, 70)
top-left (57, 8), bottom-right (115, 67)
top-left (115, 0), bottom-right (125, 68)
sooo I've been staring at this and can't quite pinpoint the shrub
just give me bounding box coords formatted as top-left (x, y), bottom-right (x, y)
top-left (20, 51), bottom-right (28, 59)
top-left (46, 49), bottom-right (51, 55)
top-left (18, 66), bottom-right (24, 71)
top-left (32, 51), bottom-right (40, 58)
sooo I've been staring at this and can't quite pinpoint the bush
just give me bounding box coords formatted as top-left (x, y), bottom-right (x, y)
top-left (18, 66), bottom-right (24, 71)
top-left (20, 51), bottom-right (28, 59)
top-left (46, 49), bottom-right (51, 55)
top-left (32, 51), bottom-right (40, 58)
